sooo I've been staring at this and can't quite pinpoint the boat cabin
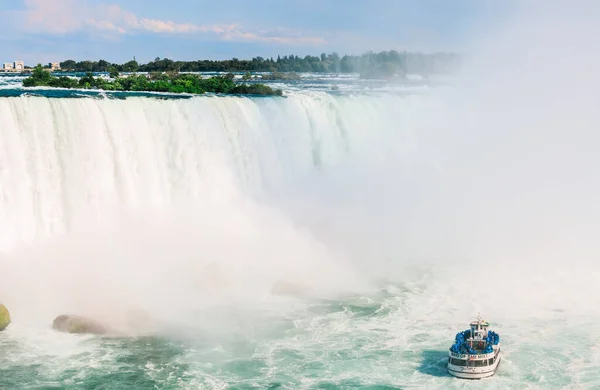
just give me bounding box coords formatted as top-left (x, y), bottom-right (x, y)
top-left (469, 316), bottom-right (490, 340)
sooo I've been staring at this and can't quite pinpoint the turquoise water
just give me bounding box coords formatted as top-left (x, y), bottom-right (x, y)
top-left (0, 282), bottom-right (458, 389)
top-left (3, 275), bottom-right (600, 389)
top-left (3, 255), bottom-right (600, 390)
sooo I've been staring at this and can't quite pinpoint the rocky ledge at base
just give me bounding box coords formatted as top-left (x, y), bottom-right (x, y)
top-left (0, 304), bottom-right (10, 331)
top-left (52, 314), bottom-right (108, 335)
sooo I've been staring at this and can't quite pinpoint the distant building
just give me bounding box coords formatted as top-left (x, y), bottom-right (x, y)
top-left (3, 63), bottom-right (13, 71)
top-left (14, 61), bottom-right (24, 71)
top-left (49, 62), bottom-right (60, 71)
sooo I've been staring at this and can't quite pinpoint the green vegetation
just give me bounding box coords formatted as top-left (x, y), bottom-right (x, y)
top-left (23, 65), bottom-right (283, 96)
top-left (54, 50), bottom-right (459, 79)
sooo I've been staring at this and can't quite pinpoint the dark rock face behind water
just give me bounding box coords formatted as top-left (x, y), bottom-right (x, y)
top-left (52, 314), bottom-right (108, 335)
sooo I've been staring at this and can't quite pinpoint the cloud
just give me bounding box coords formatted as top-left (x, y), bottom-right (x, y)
top-left (223, 26), bottom-right (328, 45)
top-left (14, 0), bottom-right (326, 45)
top-left (22, 0), bottom-right (86, 34)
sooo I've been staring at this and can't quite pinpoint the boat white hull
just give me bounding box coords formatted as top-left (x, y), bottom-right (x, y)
top-left (448, 316), bottom-right (501, 379)
top-left (447, 353), bottom-right (501, 379)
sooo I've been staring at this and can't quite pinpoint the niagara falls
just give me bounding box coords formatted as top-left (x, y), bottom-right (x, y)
top-left (2, 0), bottom-right (600, 389)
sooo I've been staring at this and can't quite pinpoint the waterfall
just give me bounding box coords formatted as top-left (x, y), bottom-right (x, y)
top-left (0, 92), bottom-right (423, 252)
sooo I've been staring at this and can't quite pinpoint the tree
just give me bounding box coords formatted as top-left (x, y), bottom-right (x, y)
top-left (108, 66), bottom-right (120, 79)
top-left (123, 60), bottom-right (139, 72)
top-left (22, 64), bottom-right (52, 87)
top-left (97, 60), bottom-right (110, 72)
top-left (60, 60), bottom-right (76, 71)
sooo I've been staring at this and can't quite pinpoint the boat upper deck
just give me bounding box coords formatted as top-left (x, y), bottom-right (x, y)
top-left (449, 315), bottom-right (500, 356)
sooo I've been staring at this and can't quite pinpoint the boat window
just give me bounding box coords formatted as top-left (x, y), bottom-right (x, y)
top-left (488, 358), bottom-right (494, 365)
top-left (450, 358), bottom-right (466, 366)
top-left (474, 359), bottom-right (487, 367)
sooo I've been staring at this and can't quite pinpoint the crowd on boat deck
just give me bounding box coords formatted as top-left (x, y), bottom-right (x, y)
top-left (450, 330), bottom-right (500, 355)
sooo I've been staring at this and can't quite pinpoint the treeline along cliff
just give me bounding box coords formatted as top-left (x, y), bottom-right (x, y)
top-left (55, 51), bottom-right (460, 79)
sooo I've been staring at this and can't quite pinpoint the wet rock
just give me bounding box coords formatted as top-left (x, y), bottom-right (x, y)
top-left (0, 304), bottom-right (10, 331)
top-left (52, 314), bottom-right (108, 335)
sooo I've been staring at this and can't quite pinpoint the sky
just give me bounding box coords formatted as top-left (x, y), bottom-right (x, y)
top-left (0, 0), bottom-right (516, 65)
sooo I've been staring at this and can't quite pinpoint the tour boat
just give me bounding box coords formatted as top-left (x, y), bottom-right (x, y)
top-left (447, 314), bottom-right (501, 379)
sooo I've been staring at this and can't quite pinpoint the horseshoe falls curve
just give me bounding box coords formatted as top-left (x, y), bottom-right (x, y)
top-left (0, 93), bottom-right (417, 251)
top-left (1, 86), bottom-right (600, 390)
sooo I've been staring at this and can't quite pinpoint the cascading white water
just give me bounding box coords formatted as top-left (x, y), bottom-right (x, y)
top-left (0, 92), bottom-right (427, 253)
top-left (0, 91), bottom-right (439, 329)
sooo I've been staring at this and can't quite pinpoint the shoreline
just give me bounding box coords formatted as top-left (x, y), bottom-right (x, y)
top-left (21, 65), bottom-right (284, 97)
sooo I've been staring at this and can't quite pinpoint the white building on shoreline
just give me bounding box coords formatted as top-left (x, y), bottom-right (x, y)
top-left (1, 61), bottom-right (23, 72)
top-left (0, 60), bottom-right (60, 73)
